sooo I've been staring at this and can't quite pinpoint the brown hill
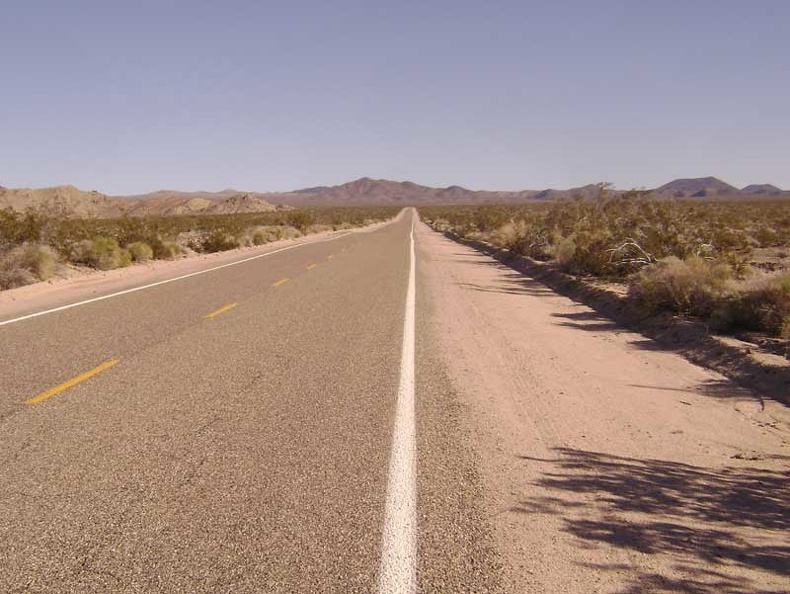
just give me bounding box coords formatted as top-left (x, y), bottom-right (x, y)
top-left (742, 184), bottom-right (783, 195)
top-left (120, 190), bottom-right (285, 216)
top-left (122, 193), bottom-right (215, 216)
top-left (653, 177), bottom-right (741, 198)
top-left (0, 185), bottom-right (128, 218)
top-left (271, 177), bottom-right (539, 206)
top-left (207, 193), bottom-right (281, 214)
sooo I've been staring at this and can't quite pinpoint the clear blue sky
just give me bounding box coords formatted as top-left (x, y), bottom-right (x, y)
top-left (2, 0), bottom-right (788, 194)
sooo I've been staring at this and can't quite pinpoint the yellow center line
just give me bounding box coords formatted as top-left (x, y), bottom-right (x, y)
top-left (271, 277), bottom-right (290, 287)
top-left (306, 263), bottom-right (317, 270)
top-left (326, 254), bottom-right (334, 260)
top-left (203, 302), bottom-right (238, 319)
top-left (25, 359), bottom-right (120, 405)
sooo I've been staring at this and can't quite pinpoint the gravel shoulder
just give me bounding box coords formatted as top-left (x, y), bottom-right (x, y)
top-left (417, 222), bottom-right (790, 593)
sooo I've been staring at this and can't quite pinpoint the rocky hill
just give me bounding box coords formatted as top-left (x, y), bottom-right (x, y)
top-left (653, 176), bottom-right (741, 197)
top-left (0, 186), bottom-right (285, 218)
top-left (122, 190), bottom-right (285, 216)
top-left (0, 185), bottom-right (128, 218)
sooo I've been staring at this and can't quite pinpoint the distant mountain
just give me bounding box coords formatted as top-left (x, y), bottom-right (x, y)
top-left (2, 176), bottom-right (786, 219)
top-left (742, 183), bottom-right (783, 195)
top-left (532, 184), bottom-right (604, 201)
top-left (268, 177), bottom-right (539, 206)
top-left (653, 177), bottom-right (740, 197)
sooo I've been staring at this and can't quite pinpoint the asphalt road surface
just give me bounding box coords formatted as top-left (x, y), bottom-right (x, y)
top-left (0, 210), bottom-right (499, 593)
top-left (4, 209), bottom-right (787, 594)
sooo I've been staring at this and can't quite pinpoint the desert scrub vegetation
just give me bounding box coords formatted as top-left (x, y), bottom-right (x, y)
top-left (0, 244), bottom-right (57, 290)
top-left (0, 205), bottom-right (399, 290)
top-left (420, 194), bottom-right (790, 338)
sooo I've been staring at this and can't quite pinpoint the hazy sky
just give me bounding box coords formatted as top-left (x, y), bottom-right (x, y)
top-left (2, 0), bottom-right (788, 194)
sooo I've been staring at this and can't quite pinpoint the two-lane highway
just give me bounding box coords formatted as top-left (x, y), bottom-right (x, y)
top-left (0, 211), bottom-right (503, 593)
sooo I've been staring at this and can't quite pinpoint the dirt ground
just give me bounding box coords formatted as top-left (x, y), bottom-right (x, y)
top-left (417, 222), bottom-right (789, 594)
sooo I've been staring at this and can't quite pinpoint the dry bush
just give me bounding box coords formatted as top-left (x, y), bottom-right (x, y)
top-left (148, 237), bottom-right (182, 260)
top-left (306, 224), bottom-right (334, 234)
top-left (72, 236), bottom-right (132, 270)
top-left (628, 256), bottom-right (732, 317)
top-left (492, 221), bottom-right (527, 252)
top-left (0, 244), bottom-right (57, 290)
top-left (546, 235), bottom-right (577, 269)
top-left (719, 273), bottom-right (790, 338)
top-left (248, 226), bottom-right (276, 246)
top-left (127, 241), bottom-right (154, 263)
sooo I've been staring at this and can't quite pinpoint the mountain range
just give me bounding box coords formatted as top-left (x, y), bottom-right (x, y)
top-left (0, 176), bottom-right (786, 218)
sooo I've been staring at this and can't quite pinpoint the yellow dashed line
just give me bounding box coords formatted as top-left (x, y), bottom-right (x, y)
top-left (326, 254), bottom-right (334, 260)
top-left (26, 359), bottom-right (120, 405)
top-left (306, 263), bottom-right (317, 270)
top-left (271, 277), bottom-right (290, 287)
top-left (203, 302), bottom-right (238, 319)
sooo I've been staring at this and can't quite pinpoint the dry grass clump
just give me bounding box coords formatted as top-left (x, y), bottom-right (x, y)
top-left (0, 244), bottom-right (57, 289)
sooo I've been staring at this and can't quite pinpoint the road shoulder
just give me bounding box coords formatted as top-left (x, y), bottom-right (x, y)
top-left (417, 221), bottom-right (790, 594)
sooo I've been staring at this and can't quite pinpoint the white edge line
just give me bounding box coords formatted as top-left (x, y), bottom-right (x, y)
top-left (0, 232), bottom-right (351, 327)
top-left (378, 211), bottom-right (417, 594)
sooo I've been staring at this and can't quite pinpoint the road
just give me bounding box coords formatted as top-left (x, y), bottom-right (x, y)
top-left (2, 209), bottom-right (788, 593)
top-left (0, 210), bottom-right (497, 593)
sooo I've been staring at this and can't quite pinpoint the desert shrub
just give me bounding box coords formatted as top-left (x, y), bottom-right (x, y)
top-left (628, 256), bottom-right (732, 317)
top-left (126, 241), bottom-right (154, 263)
top-left (0, 208), bottom-right (48, 249)
top-left (249, 227), bottom-right (275, 246)
top-left (287, 210), bottom-right (314, 232)
top-left (71, 236), bottom-right (132, 270)
top-left (492, 221), bottom-right (527, 252)
top-left (719, 273), bottom-right (790, 337)
top-left (277, 226), bottom-right (302, 240)
top-left (307, 224), bottom-right (333, 234)
top-left (0, 264), bottom-right (35, 289)
top-left (0, 244), bottom-right (57, 289)
top-left (193, 230), bottom-right (242, 253)
top-left (547, 235), bottom-right (577, 269)
top-left (148, 237), bottom-right (182, 260)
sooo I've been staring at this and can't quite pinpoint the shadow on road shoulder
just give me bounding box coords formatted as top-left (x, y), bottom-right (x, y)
top-left (513, 448), bottom-right (789, 593)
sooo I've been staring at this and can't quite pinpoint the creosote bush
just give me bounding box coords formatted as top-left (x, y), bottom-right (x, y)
top-left (421, 197), bottom-right (790, 338)
top-left (126, 241), bottom-right (154, 262)
top-left (71, 236), bottom-right (132, 271)
top-left (720, 273), bottom-right (790, 338)
top-left (628, 256), bottom-right (732, 317)
top-left (0, 244), bottom-right (57, 289)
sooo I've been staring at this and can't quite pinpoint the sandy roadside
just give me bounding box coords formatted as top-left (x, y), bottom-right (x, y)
top-left (417, 221), bottom-right (789, 593)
